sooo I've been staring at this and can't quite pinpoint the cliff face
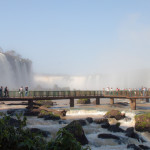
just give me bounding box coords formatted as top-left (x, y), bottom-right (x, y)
top-left (0, 51), bottom-right (33, 89)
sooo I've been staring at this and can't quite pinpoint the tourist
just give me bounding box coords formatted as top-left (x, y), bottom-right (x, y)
top-left (143, 87), bottom-right (146, 97)
top-left (0, 86), bottom-right (3, 97)
top-left (110, 87), bottom-right (113, 95)
top-left (19, 86), bottom-right (23, 97)
top-left (25, 87), bottom-right (28, 96)
top-left (4, 86), bottom-right (8, 97)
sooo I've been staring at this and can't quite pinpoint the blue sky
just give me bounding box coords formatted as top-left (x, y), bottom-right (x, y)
top-left (0, 0), bottom-right (150, 75)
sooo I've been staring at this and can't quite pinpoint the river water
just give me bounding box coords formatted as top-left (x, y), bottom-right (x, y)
top-left (0, 98), bottom-right (150, 150)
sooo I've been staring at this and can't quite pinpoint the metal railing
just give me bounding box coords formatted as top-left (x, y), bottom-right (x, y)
top-left (1, 90), bottom-right (150, 98)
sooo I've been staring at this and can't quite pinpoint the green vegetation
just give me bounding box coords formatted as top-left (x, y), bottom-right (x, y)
top-left (135, 112), bottom-right (150, 119)
top-left (77, 99), bottom-right (91, 104)
top-left (135, 113), bottom-right (150, 131)
top-left (36, 100), bottom-right (53, 108)
top-left (105, 110), bottom-right (121, 116)
top-left (48, 128), bottom-right (90, 150)
top-left (39, 110), bottom-right (60, 118)
top-left (38, 110), bottom-right (60, 120)
top-left (116, 122), bottom-right (121, 127)
top-left (0, 114), bottom-right (90, 150)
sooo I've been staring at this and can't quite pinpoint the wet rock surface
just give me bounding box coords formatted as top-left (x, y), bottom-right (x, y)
top-left (98, 133), bottom-right (120, 140)
top-left (104, 110), bottom-right (125, 120)
top-left (24, 108), bottom-right (41, 116)
top-left (94, 118), bottom-right (108, 124)
top-left (135, 113), bottom-right (150, 132)
top-left (86, 117), bottom-right (93, 123)
top-left (125, 127), bottom-right (145, 142)
top-left (77, 119), bottom-right (87, 126)
top-left (101, 122), bottom-right (110, 128)
top-left (107, 124), bottom-right (125, 133)
top-left (64, 120), bottom-right (88, 145)
top-left (139, 145), bottom-right (150, 150)
top-left (127, 144), bottom-right (142, 150)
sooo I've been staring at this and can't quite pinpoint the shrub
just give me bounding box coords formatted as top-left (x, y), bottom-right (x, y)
top-left (0, 114), bottom-right (90, 150)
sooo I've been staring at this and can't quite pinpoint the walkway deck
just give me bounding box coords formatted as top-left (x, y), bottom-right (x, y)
top-left (0, 90), bottom-right (150, 110)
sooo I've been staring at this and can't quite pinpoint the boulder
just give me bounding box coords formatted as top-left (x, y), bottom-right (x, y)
top-left (24, 108), bottom-right (41, 116)
top-left (127, 144), bottom-right (142, 150)
top-left (24, 105), bottom-right (67, 118)
top-left (139, 145), bottom-right (150, 150)
top-left (38, 110), bottom-right (60, 120)
top-left (39, 106), bottom-right (67, 117)
top-left (98, 133), bottom-right (120, 140)
top-left (86, 117), bottom-right (93, 123)
top-left (101, 122), bottom-right (110, 128)
top-left (94, 118), bottom-right (108, 124)
top-left (35, 100), bottom-right (53, 107)
top-left (125, 127), bottom-right (145, 142)
top-left (77, 98), bottom-right (91, 104)
top-left (104, 110), bottom-right (125, 120)
top-left (44, 115), bottom-right (60, 120)
top-left (108, 124), bottom-right (125, 133)
top-left (29, 128), bottom-right (50, 137)
top-left (64, 120), bottom-right (88, 145)
top-left (77, 119), bottom-right (87, 126)
top-left (135, 113), bottom-right (150, 132)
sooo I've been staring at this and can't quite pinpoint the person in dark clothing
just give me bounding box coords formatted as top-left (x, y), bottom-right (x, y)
top-left (25, 87), bottom-right (28, 96)
top-left (4, 86), bottom-right (8, 97)
top-left (0, 86), bottom-right (3, 97)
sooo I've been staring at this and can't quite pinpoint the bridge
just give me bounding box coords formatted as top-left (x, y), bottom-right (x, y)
top-left (0, 90), bottom-right (150, 110)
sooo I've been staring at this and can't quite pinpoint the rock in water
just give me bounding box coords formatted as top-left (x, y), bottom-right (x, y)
top-left (98, 133), bottom-right (120, 140)
top-left (108, 124), bottom-right (125, 133)
top-left (135, 113), bottom-right (150, 132)
top-left (125, 127), bottom-right (145, 142)
top-left (104, 110), bottom-right (125, 120)
top-left (64, 120), bottom-right (88, 145)
top-left (139, 145), bottom-right (150, 150)
top-left (94, 118), bottom-right (108, 124)
top-left (127, 144), bottom-right (142, 150)
top-left (86, 117), bottom-right (93, 123)
top-left (77, 119), bottom-right (87, 126)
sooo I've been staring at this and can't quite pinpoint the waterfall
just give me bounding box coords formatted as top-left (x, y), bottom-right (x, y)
top-left (0, 52), bottom-right (33, 89)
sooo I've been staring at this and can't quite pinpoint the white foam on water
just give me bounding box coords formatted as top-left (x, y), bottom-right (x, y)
top-left (66, 109), bottom-right (107, 116)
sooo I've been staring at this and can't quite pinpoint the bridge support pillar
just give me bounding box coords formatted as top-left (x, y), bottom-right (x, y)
top-left (28, 100), bottom-right (33, 109)
top-left (96, 97), bottom-right (100, 105)
top-left (70, 98), bottom-right (74, 107)
top-left (110, 98), bottom-right (114, 105)
top-left (130, 99), bottom-right (136, 110)
top-left (146, 98), bottom-right (149, 102)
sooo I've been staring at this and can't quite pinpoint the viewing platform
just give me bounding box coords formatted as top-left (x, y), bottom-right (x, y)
top-left (0, 90), bottom-right (150, 110)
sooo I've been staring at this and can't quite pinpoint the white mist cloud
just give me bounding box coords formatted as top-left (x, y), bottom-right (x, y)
top-left (34, 14), bottom-right (150, 90)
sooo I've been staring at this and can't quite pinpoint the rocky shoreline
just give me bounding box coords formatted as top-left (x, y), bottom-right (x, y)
top-left (1, 100), bottom-right (150, 150)
top-left (1, 102), bottom-right (150, 150)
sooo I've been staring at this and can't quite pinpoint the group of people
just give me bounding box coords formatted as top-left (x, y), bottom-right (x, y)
top-left (0, 86), bottom-right (9, 97)
top-left (0, 86), bottom-right (29, 98)
top-left (19, 86), bottom-right (29, 97)
top-left (103, 87), bottom-right (149, 96)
